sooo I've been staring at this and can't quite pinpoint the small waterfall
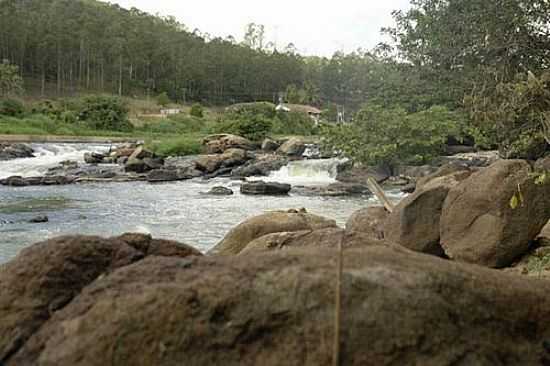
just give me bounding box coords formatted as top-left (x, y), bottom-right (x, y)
top-left (0, 143), bottom-right (111, 179)
top-left (262, 158), bottom-right (348, 186)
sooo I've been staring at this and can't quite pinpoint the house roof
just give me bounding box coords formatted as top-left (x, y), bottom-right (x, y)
top-left (279, 104), bottom-right (322, 114)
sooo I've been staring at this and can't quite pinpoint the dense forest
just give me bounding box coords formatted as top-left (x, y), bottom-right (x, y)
top-left (0, 0), bottom-right (549, 162)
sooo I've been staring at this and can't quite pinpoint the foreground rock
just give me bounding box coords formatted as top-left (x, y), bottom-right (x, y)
top-left (210, 210), bottom-right (337, 255)
top-left (0, 143), bottom-right (34, 161)
top-left (240, 181), bottom-right (291, 195)
top-left (385, 169), bottom-right (473, 256)
top-left (5, 245), bottom-right (550, 365)
top-left (441, 160), bottom-right (550, 268)
top-left (346, 206), bottom-right (389, 240)
top-left (239, 227), bottom-right (388, 254)
top-left (0, 234), bottom-right (201, 364)
top-left (207, 186), bottom-right (234, 196)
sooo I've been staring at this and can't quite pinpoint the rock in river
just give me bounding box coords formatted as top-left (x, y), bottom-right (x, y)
top-left (240, 181), bottom-right (291, 195)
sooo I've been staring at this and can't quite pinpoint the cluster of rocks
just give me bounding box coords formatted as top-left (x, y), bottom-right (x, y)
top-left (2, 196), bottom-right (550, 364)
top-left (0, 143), bottom-right (34, 161)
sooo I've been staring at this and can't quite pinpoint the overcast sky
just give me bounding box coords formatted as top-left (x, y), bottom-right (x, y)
top-left (110, 0), bottom-right (411, 57)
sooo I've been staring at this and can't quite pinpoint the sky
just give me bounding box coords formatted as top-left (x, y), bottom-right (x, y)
top-left (110, 0), bottom-right (412, 57)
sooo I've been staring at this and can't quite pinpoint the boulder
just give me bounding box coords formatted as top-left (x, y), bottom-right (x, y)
top-left (240, 227), bottom-right (387, 255)
top-left (535, 156), bottom-right (550, 171)
top-left (28, 215), bottom-right (48, 224)
top-left (125, 158), bottom-right (149, 173)
top-left (210, 211), bottom-right (337, 255)
top-left (0, 234), bottom-right (201, 364)
top-left (143, 157), bottom-right (164, 170)
top-left (7, 246), bottom-right (550, 366)
top-left (346, 206), bottom-right (389, 240)
top-left (385, 171), bottom-right (473, 256)
top-left (445, 145), bottom-right (477, 155)
top-left (0, 176), bottom-right (29, 187)
top-left (0, 143), bottom-right (34, 161)
top-left (539, 221), bottom-right (550, 247)
top-left (202, 134), bottom-right (255, 153)
top-left (336, 164), bottom-right (392, 184)
top-left (195, 155), bottom-right (224, 173)
top-left (84, 152), bottom-right (104, 164)
top-left (261, 138), bottom-right (280, 152)
top-left (440, 160), bottom-right (550, 268)
top-left (277, 138), bottom-right (306, 157)
top-left (435, 150), bottom-right (500, 168)
top-left (231, 155), bottom-right (288, 177)
top-left (240, 181), bottom-right (291, 195)
top-left (296, 183), bottom-right (371, 197)
top-left (129, 146), bottom-right (154, 161)
top-left (220, 148), bottom-right (250, 168)
top-left (416, 163), bottom-right (472, 190)
top-left (207, 186), bottom-right (234, 196)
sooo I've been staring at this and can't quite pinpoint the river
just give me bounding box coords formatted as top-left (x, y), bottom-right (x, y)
top-left (0, 143), bottom-right (403, 263)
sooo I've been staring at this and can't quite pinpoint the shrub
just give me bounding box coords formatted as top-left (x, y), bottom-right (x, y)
top-left (0, 98), bottom-right (25, 117)
top-left (272, 111), bottom-right (317, 136)
top-left (149, 136), bottom-right (202, 157)
top-left (225, 102), bottom-right (276, 119)
top-left (190, 103), bottom-right (204, 118)
top-left (157, 92), bottom-right (171, 107)
top-left (321, 104), bottom-right (462, 166)
top-left (78, 96), bottom-right (132, 131)
top-left (213, 112), bottom-right (273, 141)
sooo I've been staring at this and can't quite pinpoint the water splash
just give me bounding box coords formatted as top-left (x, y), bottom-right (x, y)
top-left (0, 143), bottom-right (111, 179)
top-left (260, 158), bottom-right (348, 186)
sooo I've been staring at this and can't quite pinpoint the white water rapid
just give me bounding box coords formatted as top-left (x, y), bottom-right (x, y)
top-left (0, 143), bottom-right (111, 179)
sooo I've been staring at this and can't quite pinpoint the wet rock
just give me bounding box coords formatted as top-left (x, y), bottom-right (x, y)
top-left (231, 155), bottom-right (288, 177)
top-left (40, 175), bottom-right (75, 185)
top-left (261, 138), bottom-right (280, 152)
top-left (296, 182), bottom-right (371, 197)
top-left (336, 163), bottom-right (391, 184)
top-left (1, 176), bottom-right (29, 187)
top-left (346, 206), bottom-right (389, 240)
top-left (28, 215), bottom-right (49, 224)
top-left (146, 169), bottom-right (180, 183)
top-left (7, 246), bottom-right (550, 366)
top-left (84, 152), bottom-right (105, 164)
top-left (207, 186), bottom-right (234, 196)
top-left (210, 210), bottom-right (337, 255)
top-left (240, 181), bottom-right (291, 195)
top-left (277, 138), bottom-right (306, 157)
top-left (143, 157), bottom-right (164, 170)
top-left (0, 143), bottom-right (34, 161)
top-left (385, 171), bottom-right (473, 256)
top-left (441, 159), bottom-right (550, 268)
top-left (125, 158), bottom-right (148, 173)
top-left (202, 134), bottom-right (255, 154)
top-left (445, 145), bottom-right (477, 155)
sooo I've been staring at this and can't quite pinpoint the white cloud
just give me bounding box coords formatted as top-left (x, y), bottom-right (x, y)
top-left (109, 0), bottom-right (411, 56)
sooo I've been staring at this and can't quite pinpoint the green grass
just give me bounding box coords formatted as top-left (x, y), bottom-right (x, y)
top-left (146, 135), bottom-right (203, 157)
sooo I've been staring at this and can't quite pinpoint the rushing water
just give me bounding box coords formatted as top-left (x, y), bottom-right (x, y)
top-left (0, 143), bottom-right (403, 263)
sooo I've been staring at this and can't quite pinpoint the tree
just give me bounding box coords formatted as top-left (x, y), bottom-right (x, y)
top-left (321, 104), bottom-right (462, 167)
top-left (243, 23), bottom-right (266, 51)
top-left (0, 60), bottom-right (23, 97)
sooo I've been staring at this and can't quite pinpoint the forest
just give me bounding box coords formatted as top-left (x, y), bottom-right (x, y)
top-left (0, 0), bottom-right (549, 163)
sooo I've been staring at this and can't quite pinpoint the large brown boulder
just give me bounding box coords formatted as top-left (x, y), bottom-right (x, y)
top-left (440, 160), bottom-right (550, 268)
top-left (277, 138), bottom-right (306, 157)
top-left (210, 211), bottom-right (338, 255)
top-left (346, 206), bottom-right (389, 240)
top-left (203, 134), bottom-right (255, 154)
top-left (240, 227), bottom-right (387, 255)
top-left (384, 171), bottom-right (472, 255)
top-left (0, 234), bottom-right (200, 364)
top-left (7, 246), bottom-right (550, 366)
